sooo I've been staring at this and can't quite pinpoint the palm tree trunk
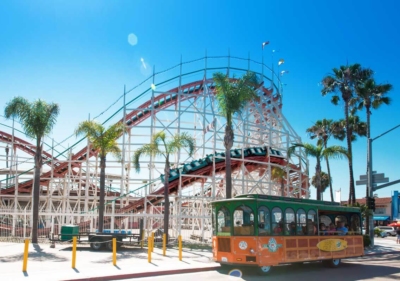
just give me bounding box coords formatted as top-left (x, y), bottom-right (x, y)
top-left (32, 140), bottom-right (42, 243)
top-left (224, 125), bottom-right (234, 199)
top-left (326, 157), bottom-right (334, 202)
top-left (164, 158), bottom-right (170, 242)
top-left (280, 180), bottom-right (284, 197)
top-left (98, 156), bottom-right (106, 233)
top-left (316, 160), bottom-right (322, 201)
top-left (344, 102), bottom-right (356, 205)
top-left (323, 139), bottom-right (334, 202)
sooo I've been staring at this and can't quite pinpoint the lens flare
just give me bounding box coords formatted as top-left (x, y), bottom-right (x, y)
top-left (128, 33), bottom-right (138, 46)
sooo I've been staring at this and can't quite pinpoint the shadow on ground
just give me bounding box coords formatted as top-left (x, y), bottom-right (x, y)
top-left (216, 254), bottom-right (400, 281)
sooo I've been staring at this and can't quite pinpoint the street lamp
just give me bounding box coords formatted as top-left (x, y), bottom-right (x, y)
top-left (368, 123), bottom-right (400, 246)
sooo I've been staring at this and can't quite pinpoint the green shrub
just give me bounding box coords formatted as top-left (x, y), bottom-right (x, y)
top-left (363, 235), bottom-right (371, 248)
top-left (374, 227), bottom-right (383, 236)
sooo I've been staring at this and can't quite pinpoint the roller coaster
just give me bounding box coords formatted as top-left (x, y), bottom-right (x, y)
top-left (0, 54), bottom-right (309, 242)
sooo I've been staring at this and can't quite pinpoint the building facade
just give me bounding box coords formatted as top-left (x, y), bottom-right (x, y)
top-left (342, 197), bottom-right (392, 226)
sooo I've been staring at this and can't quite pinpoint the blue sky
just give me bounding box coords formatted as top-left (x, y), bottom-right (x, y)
top-left (0, 0), bottom-right (399, 201)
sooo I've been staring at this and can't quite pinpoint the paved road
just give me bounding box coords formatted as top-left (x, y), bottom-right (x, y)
top-left (129, 253), bottom-right (400, 281)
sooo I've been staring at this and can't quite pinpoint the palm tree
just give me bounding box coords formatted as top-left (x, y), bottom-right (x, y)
top-left (351, 78), bottom-right (392, 184)
top-left (331, 115), bottom-right (367, 204)
top-left (271, 166), bottom-right (286, 197)
top-left (332, 115), bottom-right (367, 142)
top-left (288, 143), bottom-right (348, 201)
top-left (321, 64), bottom-right (372, 204)
top-left (75, 120), bottom-right (126, 233)
top-left (133, 131), bottom-right (195, 241)
top-left (306, 119), bottom-right (337, 202)
top-left (311, 171), bottom-right (330, 200)
top-left (213, 71), bottom-right (259, 198)
top-left (4, 97), bottom-right (60, 243)
top-left (351, 77), bottom-right (392, 235)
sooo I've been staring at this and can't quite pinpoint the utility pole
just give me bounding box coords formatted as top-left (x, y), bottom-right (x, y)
top-left (367, 124), bottom-right (400, 247)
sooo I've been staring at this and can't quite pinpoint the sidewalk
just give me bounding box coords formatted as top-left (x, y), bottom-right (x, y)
top-left (364, 237), bottom-right (400, 256)
top-left (0, 241), bottom-right (218, 281)
top-left (0, 238), bottom-right (399, 281)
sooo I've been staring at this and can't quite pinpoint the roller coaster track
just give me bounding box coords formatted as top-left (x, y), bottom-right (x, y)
top-left (0, 131), bottom-right (61, 169)
top-left (0, 130), bottom-right (90, 191)
top-left (116, 155), bottom-right (295, 214)
top-left (76, 151), bottom-right (303, 230)
top-left (1, 78), bottom-right (280, 195)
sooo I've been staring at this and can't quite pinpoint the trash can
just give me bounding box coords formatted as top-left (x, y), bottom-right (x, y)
top-left (60, 225), bottom-right (79, 241)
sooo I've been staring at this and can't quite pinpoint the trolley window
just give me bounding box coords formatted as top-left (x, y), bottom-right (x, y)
top-left (297, 209), bottom-right (306, 235)
top-left (258, 206), bottom-right (271, 236)
top-left (285, 208), bottom-right (296, 235)
top-left (217, 207), bottom-right (231, 236)
top-left (233, 205), bottom-right (255, 236)
top-left (272, 207), bottom-right (283, 235)
top-left (306, 209), bottom-right (317, 235)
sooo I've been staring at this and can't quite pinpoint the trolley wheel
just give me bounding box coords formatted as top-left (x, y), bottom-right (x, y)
top-left (258, 265), bottom-right (272, 275)
top-left (90, 238), bottom-right (104, 251)
top-left (323, 258), bottom-right (341, 268)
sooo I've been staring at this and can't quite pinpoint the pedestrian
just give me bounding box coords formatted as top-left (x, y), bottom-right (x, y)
top-left (396, 227), bottom-right (400, 244)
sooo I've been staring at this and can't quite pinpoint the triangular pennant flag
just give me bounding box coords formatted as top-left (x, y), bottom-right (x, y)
top-left (262, 41), bottom-right (270, 49)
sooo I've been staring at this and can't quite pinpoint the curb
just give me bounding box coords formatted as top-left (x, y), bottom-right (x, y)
top-left (61, 265), bottom-right (221, 281)
top-left (364, 250), bottom-right (400, 256)
top-left (41, 252), bottom-right (400, 281)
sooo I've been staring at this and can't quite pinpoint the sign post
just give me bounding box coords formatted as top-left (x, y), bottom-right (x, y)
top-left (356, 171), bottom-right (389, 247)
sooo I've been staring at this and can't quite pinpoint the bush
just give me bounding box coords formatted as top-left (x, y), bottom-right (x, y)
top-left (374, 227), bottom-right (384, 236)
top-left (363, 235), bottom-right (371, 248)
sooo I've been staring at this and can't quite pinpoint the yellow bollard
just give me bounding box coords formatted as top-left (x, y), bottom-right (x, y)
top-left (162, 233), bottom-right (166, 256)
top-left (178, 235), bottom-right (182, 261)
top-left (112, 238), bottom-right (117, 266)
top-left (151, 232), bottom-right (155, 252)
top-left (22, 239), bottom-right (29, 272)
top-left (72, 236), bottom-right (77, 269)
top-left (147, 236), bottom-right (152, 263)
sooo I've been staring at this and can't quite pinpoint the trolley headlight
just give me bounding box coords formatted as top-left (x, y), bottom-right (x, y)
top-left (250, 248), bottom-right (255, 254)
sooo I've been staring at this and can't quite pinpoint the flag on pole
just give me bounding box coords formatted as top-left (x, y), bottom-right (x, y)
top-left (278, 59), bottom-right (285, 65)
top-left (335, 189), bottom-right (341, 203)
top-left (203, 118), bottom-right (217, 134)
top-left (262, 41), bottom-right (269, 49)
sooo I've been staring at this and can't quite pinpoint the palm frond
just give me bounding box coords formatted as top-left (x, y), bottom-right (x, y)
top-left (213, 71), bottom-right (259, 127)
top-left (132, 144), bottom-right (157, 173)
top-left (323, 145), bottom-right (349, 160)
top-left (5, 98), bottom-right (60, 140)
top-left (167, 132), bottom-right (196, 156)
top-left (4, 96), bottom-right (29, 119)
top-left (75, 120), bottom-right (104, 140)
top-left (104, 122), bottom-right (126, 141)
top-left (45, 103), bottom-right (61, 134)
top-left (331, 95), bottom-right (340, 105)
top-left (311, 171), bottom-right (330, 192)
top-left (289, 143), bottom-right (322, 158)
top-left (107, 145), bottom-right (122, 162)
top-left (152, 131), bottom-right (167, 149)
top-left (271, 166), bottom-right (286, 180)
